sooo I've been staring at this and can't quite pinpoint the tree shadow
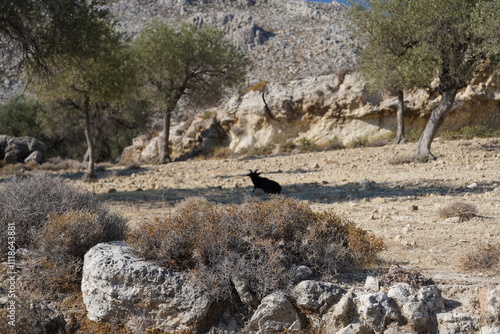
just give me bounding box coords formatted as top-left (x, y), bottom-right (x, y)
top-left (95, 177), bottom-right (499, 207)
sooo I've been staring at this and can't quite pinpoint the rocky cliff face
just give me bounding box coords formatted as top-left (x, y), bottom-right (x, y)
top-left (111, 0), bottom-right (499, 162)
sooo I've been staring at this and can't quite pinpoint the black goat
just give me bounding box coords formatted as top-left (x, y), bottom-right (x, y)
top-left (246, 169), bottom-right (282, 194)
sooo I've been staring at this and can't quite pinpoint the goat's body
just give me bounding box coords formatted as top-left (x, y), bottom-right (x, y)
top-left (247, 170), bottom-right (281, 194)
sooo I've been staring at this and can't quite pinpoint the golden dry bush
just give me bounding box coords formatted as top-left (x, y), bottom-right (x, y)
top-left (36, 210), bottom-right (104, 259)
top-left (128, 196), bottom-right (384, 302)
top-left (460, 244), bottom-right (500, 274)
top-left (0, 174), bottom-right (128, 260)
top-left (438, 201), bottom-right (478, 221)
top-left (29, 211), bottom-right (112, 294)
top-left (245, 80), bottom-right (269, 93)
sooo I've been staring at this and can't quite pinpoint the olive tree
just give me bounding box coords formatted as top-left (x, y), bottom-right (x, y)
top-left (348, 0), bottom-right (435, 144)
top-left (134, 22), bottom-right (248, 163)
top-left (0, 0), bottom-right (109, 70)
top-left (349, 0), bottom-right (500, 160)
top-left (35, 20), bottom-right (137, 179)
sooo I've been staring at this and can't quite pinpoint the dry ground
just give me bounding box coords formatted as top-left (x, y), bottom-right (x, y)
top-left (69, 137), bottom-right (499, 313)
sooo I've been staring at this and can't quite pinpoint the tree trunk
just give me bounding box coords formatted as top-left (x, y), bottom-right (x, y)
top-left (83, 96), bottom-right (97, 180)
top-left (159, 109), bottom-right (172, 163)
top-left (394, 89), bottom-right (407, 144)
top-left (414, 87), bottom-right (459, 161)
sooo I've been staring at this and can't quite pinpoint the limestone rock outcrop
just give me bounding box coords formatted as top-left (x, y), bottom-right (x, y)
top-left (82, 242), bottom-right (499, 333)
top-left (81, 242), bottom-right (213, 333)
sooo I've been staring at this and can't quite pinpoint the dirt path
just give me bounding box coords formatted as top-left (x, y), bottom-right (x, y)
top-left (73, 137), bottom-right (499, 313)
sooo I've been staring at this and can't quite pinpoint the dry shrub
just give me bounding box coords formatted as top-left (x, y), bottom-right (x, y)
top-left (379, 267), bottom-right (435, 288)
top-left (246, 81), bottom-right (269, 93)
top-left (388, 155), bottom-right (415, 165)
top-left (460, 244), bottom-right (499, 273)
top-left (0, 174), bottom-right (128, 260)
top-left (37, 211), bottom-right (105, 259)
top-left (0, 292), bottom-right (66, 334)
top-left (438, 201), bottom-right (478, 221)
top-left (38, 157), bottom-right (86, 171)
top-left (127, 196), bottom-right (384, 302)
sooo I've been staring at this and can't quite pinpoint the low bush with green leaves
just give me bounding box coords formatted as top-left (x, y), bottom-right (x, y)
top-left (127, 196), bottom-right (384, 302)
top-left (298, 137), bottom-right (318, 152)
top-left (347, 136), bottom-right (369, 148)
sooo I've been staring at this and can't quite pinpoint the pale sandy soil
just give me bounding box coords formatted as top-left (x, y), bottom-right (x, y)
top-left (70, 137), bottom-right (499, 313)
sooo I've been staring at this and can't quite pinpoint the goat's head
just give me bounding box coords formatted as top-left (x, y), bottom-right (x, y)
top-left (247, 169), bottom-right (261, 177)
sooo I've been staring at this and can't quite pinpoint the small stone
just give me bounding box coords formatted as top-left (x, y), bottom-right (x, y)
top-left (467, 182), bottom-right (478, 189)
top-left (108, 188), bottom-right (117, 193)
top-left (444, 217), bottom-right (461, 223)
top-left (364, 276), bottom-right (379, 292)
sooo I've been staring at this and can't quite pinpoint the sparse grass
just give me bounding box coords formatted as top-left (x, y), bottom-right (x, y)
top-left (38, 157), bottom-right (86, 171)
top-left (127, 196), bottom-right (384, 303)
top-left (326, 136), bottom-right (345, 150)
top-left (460, 244), bottom-right (499, 274)
top-left (298, 137), bottom-right (317, 152)
top-left (406, 129), bottom-right (423, 142)
top-left (439, 125), bottom-right (500, 141)
top-left (279, 140), bottom-right (297, 153)
top-left (201, 111), bottom-right (214, 120)
top-left (241, 144), bottom-right (275, 156)
top-left (438, 201), bottom-right (478, 221)
top-left (367, 133), bottom-right (393, 147)
top-left (211, 146), bottom-right (233, 159)
top-left (347, 136), bottom-right (369, 148)
top-left (460, 125), bottom-right (500, 139)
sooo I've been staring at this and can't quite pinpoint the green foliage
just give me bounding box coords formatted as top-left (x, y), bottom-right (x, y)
top-left (350, 0), bottom-right (500, 91)
top-left (127, 196), bottom-right (384, 302)
top-left (348, 136), bottom-right (369, 148)
top-left (460, 125), bottom-right (500, 139)
top-left (279, 140), bottom-right (297, 153)
top-left (406, 128), bottom-right (423, 142)
top-left (0, 0), bottom-right (110, 70)
top-left (471, 0), bottom-right (500, 58)
top-left (298, 137), bottom-right (318, 152)
top-left (134, 22), bottom-right (249, 111)
top-left (0, 95), bottom-right (46, 138)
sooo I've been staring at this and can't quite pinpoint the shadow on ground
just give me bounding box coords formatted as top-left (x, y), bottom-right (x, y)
top-left (96, 178), bottom-right (499, 206)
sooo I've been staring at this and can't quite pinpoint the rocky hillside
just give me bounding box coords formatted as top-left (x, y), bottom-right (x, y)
top-left (109, 0), bottom-right (499, 162)
top-left (107, 0), bottom-right (357, 83)
top-left (1, 0), bottom-right (499, 161)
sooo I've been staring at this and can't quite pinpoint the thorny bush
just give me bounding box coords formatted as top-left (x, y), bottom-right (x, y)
top-left (0, 174), bottom-right (127, 259)
top-left (127, 196), bottom-right (384, 302)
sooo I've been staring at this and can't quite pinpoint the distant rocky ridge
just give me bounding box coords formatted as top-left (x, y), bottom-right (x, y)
top-left (107, 0), bottom-right (357, 83)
